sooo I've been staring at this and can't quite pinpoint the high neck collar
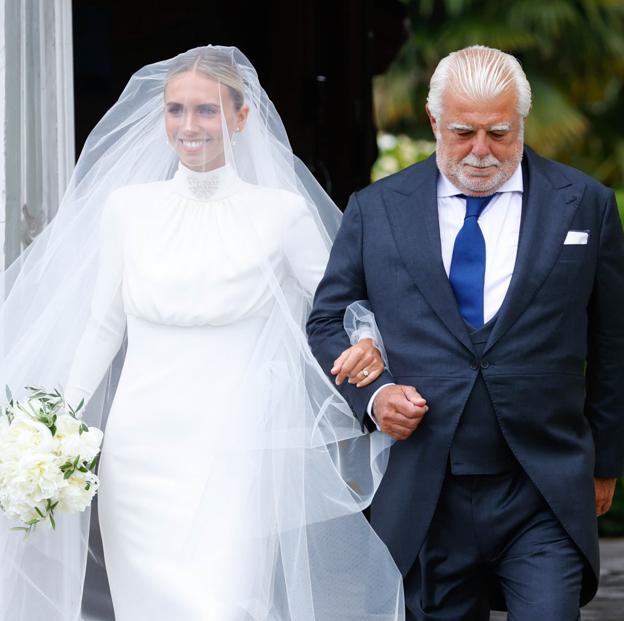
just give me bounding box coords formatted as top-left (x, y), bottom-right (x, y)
top-left (172, 162), bottom-right (241, 201)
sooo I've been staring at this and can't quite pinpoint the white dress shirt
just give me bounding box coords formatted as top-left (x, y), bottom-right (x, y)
top-left (367, 164), bottom-right (524, 422)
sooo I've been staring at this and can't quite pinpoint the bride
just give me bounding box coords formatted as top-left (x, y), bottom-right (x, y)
top-left (0, 46), bottom-right (403, 620)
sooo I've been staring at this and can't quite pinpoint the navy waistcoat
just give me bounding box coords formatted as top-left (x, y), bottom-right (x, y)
top-left (449, 319), bottom-right (517, 474)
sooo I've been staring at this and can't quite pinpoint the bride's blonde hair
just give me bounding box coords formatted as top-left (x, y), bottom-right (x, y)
top-left (166, 47), bottom-right (245, 111)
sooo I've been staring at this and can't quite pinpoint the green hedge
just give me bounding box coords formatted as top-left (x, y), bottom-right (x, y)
top-left (616, 189), bottom-right (624, 224)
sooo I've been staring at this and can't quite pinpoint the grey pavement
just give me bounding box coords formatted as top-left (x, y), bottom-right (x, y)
top-left (83, 537), bottom-right (623, 620)
top-left (492, 538), bottom-right (624, 621)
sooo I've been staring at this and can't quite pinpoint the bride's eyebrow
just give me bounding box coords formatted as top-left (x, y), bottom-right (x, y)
top-left (165, 101), bottom-right (220, 109)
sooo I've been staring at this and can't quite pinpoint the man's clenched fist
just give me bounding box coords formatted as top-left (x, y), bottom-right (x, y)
top-left (373, 384), bottom-right (428, 440)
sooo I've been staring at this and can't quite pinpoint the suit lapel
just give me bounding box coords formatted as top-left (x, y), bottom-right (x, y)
top-left (483, 148), bottom-right (584, 354)
top-left (382, 156), bottom-right (475, 354)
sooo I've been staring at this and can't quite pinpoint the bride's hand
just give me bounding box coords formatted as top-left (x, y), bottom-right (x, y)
top-left (331, 338), bottom-right (384, 387)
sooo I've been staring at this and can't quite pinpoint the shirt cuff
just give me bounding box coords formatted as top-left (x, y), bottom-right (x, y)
top-left (367, 382), bottom-right (395, 430)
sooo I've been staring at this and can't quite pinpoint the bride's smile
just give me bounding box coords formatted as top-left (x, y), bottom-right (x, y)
top-left (165, 70), bottom-right (248, 172)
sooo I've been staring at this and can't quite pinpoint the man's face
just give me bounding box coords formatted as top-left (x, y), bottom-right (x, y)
top-left (428, 87), bottom-right (524, 196)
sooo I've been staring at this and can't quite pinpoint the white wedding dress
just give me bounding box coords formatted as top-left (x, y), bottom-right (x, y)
top-left (65, 163), bottom-right (332, 619)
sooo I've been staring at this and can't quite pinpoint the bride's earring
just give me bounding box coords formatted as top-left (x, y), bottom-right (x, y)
top-left (232, 127), bottom-right (241, 146)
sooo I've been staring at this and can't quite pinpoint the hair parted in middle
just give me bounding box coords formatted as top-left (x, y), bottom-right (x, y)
top-left (166, 46), bottom-right (246, 111)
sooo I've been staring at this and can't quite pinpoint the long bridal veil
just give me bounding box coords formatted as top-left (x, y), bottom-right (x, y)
top-left (0, 46), bottom-right (403, 620)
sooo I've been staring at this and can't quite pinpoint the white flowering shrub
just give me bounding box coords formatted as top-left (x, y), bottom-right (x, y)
top-left (372, 133), bottom-right (436, 182)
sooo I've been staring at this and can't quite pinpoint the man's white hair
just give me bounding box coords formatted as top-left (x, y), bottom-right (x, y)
top-left (427, 45), bottom-right (532, 121)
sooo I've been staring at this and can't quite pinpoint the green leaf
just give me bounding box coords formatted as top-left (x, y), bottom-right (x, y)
top-left (72, 398), bottom-right (85, 417)
top-left (5, 386), bottom-right (13, 403)
top-left (49, 512), bottom-right (56, 530)
top-left (34, 506), bottom-right (44, 518)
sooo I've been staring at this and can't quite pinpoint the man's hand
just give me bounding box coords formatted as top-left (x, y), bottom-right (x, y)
top-left (373, 384), bottom-right (428, 440)
top-left (594, 477), bottom-right (617, 516)
top-left (331, 338), bottom-right (385, 387)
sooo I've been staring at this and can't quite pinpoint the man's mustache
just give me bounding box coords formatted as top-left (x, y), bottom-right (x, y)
top-left (461, 154), bottom-right (501, 168)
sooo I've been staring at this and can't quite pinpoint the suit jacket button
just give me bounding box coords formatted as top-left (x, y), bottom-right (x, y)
top-left (480, 360), bottom-right (490, 369)
top-left (470, 360), bottom-right (479, 370)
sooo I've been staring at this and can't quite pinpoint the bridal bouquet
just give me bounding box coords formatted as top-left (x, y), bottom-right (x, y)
top-left (0, 387), bottom-right (103, 534)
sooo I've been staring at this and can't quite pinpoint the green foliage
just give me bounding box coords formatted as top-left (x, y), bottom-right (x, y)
top-left (375, 0), bottom-right (624, 187)
top-left (616, 189), bottom-right (624, 224)
top-left (372, 134), bottom-right (435, 181)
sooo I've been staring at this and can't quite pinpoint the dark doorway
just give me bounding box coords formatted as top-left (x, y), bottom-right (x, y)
top-left (72, 0), bottom-right (406, 208)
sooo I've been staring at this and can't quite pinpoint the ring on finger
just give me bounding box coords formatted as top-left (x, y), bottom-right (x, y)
top-left (360, 367), bottom-right (370, 378)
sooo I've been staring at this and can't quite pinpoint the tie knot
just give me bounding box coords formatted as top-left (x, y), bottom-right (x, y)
top-left (462, 194), bottom-right (496, 219)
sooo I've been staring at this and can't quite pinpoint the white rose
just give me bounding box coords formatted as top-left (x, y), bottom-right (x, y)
top-left (56, 470), bottom-right (98, 513)
top-left (55, 415), bottom-right (103, 462)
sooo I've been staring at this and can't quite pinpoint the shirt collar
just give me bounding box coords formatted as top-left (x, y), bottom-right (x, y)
top-left (437, 163), bottom-right (523, 197)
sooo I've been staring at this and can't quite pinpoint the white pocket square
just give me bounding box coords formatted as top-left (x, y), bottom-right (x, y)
top-left (564, 230), bottom-right (589, 245)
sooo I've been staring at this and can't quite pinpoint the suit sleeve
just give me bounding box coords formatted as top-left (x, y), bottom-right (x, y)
top-left (306, 192), bottom-right (394, 429)
top-left (585, 192), bottom-right (624, 478)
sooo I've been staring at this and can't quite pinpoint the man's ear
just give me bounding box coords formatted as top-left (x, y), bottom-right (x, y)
top-left (425, 104), bottom-right (438, 138)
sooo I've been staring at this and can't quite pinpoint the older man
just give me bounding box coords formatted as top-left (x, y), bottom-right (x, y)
top-left (307, 46), bottom-right (624, 620)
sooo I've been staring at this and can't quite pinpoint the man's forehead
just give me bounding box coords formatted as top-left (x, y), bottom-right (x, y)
top-left (441, 86), bottom-right (519, 116)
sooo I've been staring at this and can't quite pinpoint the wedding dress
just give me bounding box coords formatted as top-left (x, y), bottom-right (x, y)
top-left (65, 163), bottom-right (334, 619)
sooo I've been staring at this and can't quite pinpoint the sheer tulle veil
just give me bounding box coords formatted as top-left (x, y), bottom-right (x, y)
top-left (0, 45), bottom-right (403, 620)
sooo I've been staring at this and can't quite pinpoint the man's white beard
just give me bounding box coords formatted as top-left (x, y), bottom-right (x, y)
top-left (436, 137), bottom-right (523, 195)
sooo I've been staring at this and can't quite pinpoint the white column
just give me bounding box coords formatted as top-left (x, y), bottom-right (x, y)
top-left (3, 0), bottom-right (75, 268)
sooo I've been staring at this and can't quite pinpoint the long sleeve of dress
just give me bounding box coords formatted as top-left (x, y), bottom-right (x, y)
top-left (64, 196), bottom-right (127, 408)
top-left (282, 197), bottom-right (330, 297)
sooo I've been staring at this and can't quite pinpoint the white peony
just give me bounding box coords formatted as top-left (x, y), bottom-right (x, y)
top-left (0, 453), bottom-right (66, 521)
top-left (55, 414), bottom-right (103, 463)
top-left (0, 413), bottom-right (55, 463)
top-left (56, 470), bottom-right (98, 513)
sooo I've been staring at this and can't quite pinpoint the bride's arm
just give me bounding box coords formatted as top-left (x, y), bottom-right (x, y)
top-left (64, 195), bottom-right (127, 409)
top-left (283, 197), bottom-right (384, 388)
top-left (282, 196), bottom-right (330, 298)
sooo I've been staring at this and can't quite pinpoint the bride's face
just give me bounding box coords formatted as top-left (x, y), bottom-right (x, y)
top-left (164, 71), bottom-right (247, 172)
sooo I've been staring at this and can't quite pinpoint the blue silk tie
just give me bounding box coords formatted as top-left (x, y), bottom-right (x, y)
top-left (449, 194), bottom-right (496, 328)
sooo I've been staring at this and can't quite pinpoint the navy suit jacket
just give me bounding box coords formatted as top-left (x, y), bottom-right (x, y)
top-left (306, 146), bottom-right (624, 604)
